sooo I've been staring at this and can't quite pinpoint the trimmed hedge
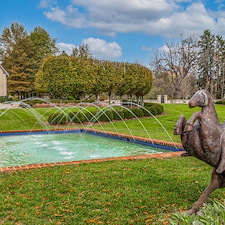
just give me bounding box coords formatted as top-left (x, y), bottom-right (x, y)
top-left (97, 110), bottom-right (114, 122)
top-left (146, 106), bottom-right (158, 116)
top-left (130, 108), bottom-right (144, 117)
top-left (0, 95), bottom-right (12, 103)
top-left (84, 111), bottom-right (97, 122)
top-left (143, 103), bottom-right (164, 115)
top-left (48, 113), bottom-right (67, 125)
top-left (48, 103), bottom-right (164, 125)
top-left (154, 105), bottom-right (164, 114)
top-left (68, 111), bottom-right (86, 123)
top-left (112, 110), bottom-right (125, 120)
top-left (50, 99), bottom-right (95, 104)
top-left (215, 100), bottom-right (225, 105)
top-left (23, 99), bottom-right (45, 107)
top-left (123, 109), bottom-right (134, 119)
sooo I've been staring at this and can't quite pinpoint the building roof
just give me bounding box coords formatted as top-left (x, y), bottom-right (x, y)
top-left (0, 65), bottom-right (9, 76)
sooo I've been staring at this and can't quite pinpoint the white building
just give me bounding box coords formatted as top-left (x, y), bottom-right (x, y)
top-left (0, 65), bottom-right (9, 96)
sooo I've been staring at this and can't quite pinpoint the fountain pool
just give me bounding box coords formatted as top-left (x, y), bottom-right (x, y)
top-left (0, 131), bottom-right (174, 168)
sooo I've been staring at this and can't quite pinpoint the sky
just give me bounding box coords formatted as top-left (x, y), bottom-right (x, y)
top-left (1, 0), bottom-right (225, 65)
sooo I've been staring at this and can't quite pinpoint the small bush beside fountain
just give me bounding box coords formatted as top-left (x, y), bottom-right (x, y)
top-left (48, 113), bottom-right (67, 125)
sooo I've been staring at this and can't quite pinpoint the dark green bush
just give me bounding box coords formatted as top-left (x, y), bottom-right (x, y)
top-left (130, 108), bottom-right (144, 117)
top-left (146, 106), bottom-right (158, 116)
top-left (144, 102), bottom-right (153, 107)
top-left (112, 110), bottom-right (125, 120)
top-left (50, 99), bottom-right (79, 104)
top-left (154, 105), bottom-right (164, 114)
top-left (83, 99), bottom-right (95, 103)
top-left (142, 107), bottom-right (151, 116)
top-left (121, 101), bottom-right (137, 106)
top-left (215, 100), bottom-right (225, 105)
top-left (143, 103), bottom-right (164, 115)
top-left (48, 113), bottom-right (67, 125)
top-left (21, 100), bottom-right (44, 107)
top-left (50, 99), bottom-right (95, 104)
top-left (123, 109), bottom-right (135, 119)
top-left (68, 111), bottom-right (86, 123)
top-left (0, 95), bottom-right (12, 103)
top-left (97, 110), bottom-right (114, 122)
top-left (84, 111), bottom-right (97, 122)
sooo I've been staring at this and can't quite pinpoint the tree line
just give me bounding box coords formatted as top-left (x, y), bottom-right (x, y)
top-left (151, 30), bottom-right (225, 99)
top-left (2, 22), bottom-right (224, 101)
top-left (0, 22), bottom-right (152, 103)
top-left (35, 56), bottom-right (153, 105)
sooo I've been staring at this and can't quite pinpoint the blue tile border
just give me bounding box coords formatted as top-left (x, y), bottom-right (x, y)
top-left (82, 129), bottom-right (184, 152)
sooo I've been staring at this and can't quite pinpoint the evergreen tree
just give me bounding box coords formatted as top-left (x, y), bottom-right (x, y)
top-left (0, 23), bottom-right (35, 97)
top-left (197, 30), bottom-right (216, 94)
top-left (214, 35), bottom-right (225, 98)
top-left (0, 23), bottom-right (58, 98)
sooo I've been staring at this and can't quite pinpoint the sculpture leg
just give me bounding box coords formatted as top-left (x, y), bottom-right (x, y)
top-left (184, 112), bottom-right (201, 132)
top-left (216, 131), bottom-right (225, 174)
top-left (187, 168), bottom-right (225, 215)
top-left (174, 116), bottom-right (186, 135)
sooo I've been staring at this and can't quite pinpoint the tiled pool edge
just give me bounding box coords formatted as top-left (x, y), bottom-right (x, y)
top-left (0, 128), bottom-right (184, 173)
top-left (0, 151), bottom-right (184, 173)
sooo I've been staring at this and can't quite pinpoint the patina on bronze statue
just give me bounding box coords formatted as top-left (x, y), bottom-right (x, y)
top-left (174, 89), bottom-right (225, 215)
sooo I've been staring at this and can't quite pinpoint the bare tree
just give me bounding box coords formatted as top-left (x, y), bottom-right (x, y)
top-left (151, 34), bottom-right (198, 99)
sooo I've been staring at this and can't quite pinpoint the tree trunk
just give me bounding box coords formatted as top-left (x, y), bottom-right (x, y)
top-left (108, 92), bottom-right (111, 105)
top-left (120, 95), bottom-right (123, 105)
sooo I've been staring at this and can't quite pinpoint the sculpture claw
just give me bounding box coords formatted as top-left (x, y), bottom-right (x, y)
top-left (183, 208), bottom-right (199, 215)
top-left (184, 123), bottom-right (193, 132)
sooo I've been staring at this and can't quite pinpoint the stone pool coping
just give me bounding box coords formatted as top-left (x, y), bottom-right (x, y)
top-left (0, 128), bottom-right (184, 173)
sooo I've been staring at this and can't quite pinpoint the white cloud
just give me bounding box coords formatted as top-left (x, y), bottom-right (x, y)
top-left (42, 0), bottom-right (225, 38)
top-left (56, 42), bottom-right (76, 55)
top-left (82, 38), bottom-right (122, 60)
top-left (56, 38), bottom-right (122, 60)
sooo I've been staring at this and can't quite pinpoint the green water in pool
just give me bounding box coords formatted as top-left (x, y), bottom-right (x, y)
top-left (0, 133), bottom-right (168, 167)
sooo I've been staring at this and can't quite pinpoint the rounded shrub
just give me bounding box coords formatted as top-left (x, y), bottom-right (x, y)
top-left (97, 110), bottom-right (114, 122)
top-left (130, 108), bottom-right (144, 117)
top-left (143, 103), bottom-right (164, 115)
top-left (144, 102), bottom-right (153, 107)
top-left (48, 113), bottom-right (67, 125)
top-left (154, 105), bottom-right (164, 114)
top-left (146, 106), bottom-right (158, 116)
top-left (112, 110), bottom-right (125, 120)
top-left (123, 109), bottom-right (135, 119)
top-left (215, 100), bottom-right (225, 105)
top-left (142, 107), bottom-right (151, 116)
top-left (84, 111), bottom-right (97, 122)
top-left (68, 111), bottom-right (86, 123)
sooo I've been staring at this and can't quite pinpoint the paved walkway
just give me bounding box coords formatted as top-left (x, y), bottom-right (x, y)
top-left (0, 102), bottom-right (21, 109)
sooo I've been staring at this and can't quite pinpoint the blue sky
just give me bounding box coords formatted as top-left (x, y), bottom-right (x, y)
top-left (1, 0), bottom-right (225, 65)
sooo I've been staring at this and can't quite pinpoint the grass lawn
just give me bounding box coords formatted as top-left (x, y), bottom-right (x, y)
top-left (1, 103), bottom-right (225, 224)
top-left (1, 157), bottom-right (225, 224)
